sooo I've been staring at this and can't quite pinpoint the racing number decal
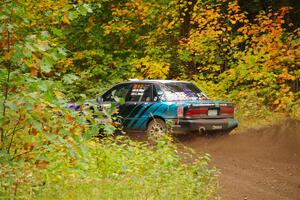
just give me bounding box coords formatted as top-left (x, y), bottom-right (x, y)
top-left (131, 84), bottom-right (145, 96)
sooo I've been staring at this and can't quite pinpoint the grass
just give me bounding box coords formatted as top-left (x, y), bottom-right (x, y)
top-left (37, 174), bottom-right (212, 200)
top-left (0, 136), bottom-right (218, 200)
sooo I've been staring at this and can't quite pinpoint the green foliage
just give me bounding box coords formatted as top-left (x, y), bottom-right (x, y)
top-left (1, 136), bottom-right (218, 199)
top-left (3, 0), bottom-right (297, 110)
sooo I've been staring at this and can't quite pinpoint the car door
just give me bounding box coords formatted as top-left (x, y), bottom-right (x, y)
top-left (122, 83), bottom-right (155, 131)
top-left (100, 83), bottom-right (132, 121)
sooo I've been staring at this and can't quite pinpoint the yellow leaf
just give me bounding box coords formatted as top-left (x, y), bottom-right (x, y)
top-left (54, 91), bottom-right (64, 99)
top-left (63, 13), bottom-right (70, 24)
top-left (84, 16), bottom-right (95, 32)
top-left (3, 51), bottom-right (13, 61)
top-left (273, 99), bottom-right (280, 105)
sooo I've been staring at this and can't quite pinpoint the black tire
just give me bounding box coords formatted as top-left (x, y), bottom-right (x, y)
top-left (146, 118), bottom-right (167, 140)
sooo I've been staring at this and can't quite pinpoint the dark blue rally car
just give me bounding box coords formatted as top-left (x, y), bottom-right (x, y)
top-left (97, 80), bottom-right (238, 135)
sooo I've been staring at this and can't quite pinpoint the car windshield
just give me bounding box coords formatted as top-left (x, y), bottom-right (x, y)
top-left (161, 82), bottom-right (208, 101)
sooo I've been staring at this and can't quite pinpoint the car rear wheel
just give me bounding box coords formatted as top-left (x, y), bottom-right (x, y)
top-left (146, 118), bottom-right (167, 140)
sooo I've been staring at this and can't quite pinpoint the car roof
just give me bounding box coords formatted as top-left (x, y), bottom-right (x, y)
top-left (101, 80), bottom-right (194, 97)
top-left (123, 79), bottom-right (191, 84)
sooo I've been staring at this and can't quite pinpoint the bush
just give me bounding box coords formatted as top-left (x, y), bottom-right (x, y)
top-left (1, 136), bottom-right (218, 200)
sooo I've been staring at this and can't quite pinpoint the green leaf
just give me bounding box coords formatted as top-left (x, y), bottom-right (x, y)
top-left (78, 5), bottom-right (88, 16)
top-left (63, 74), bottom-right (78, 84)
top-left (69, 11), bottom-right (79, 20)
top-left (83, 4), bottom-right (93, 13)
top-left (0, 24), bottom-right (4, 32)
top-left (57, 48), bottom-right (67, 56)
top-left (0, 151), bottom-right (12, 164)
top-left (25, 42), bottom-right (35, 52)
top-left (38, 81), bottom-right (49, 91)
top-left (40, 58), bottom-right (52, 73)
top-left (40, 31), bottom-right (50, 39)
top-left (179, 50), bottom-right (191, 62)
top-left (51, 28), bottom-right (63, 37)
top-left (79, 144), bottom-right (89, 155)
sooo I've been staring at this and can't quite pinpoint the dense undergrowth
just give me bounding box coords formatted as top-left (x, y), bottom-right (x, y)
top-left (1, 134), bottom-right (218, 200)
top-left (1, 146), bottom-right (218, 200)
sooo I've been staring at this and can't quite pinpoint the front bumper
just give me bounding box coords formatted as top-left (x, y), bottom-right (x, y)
top-left (170, 118), bottom-right (238, 134)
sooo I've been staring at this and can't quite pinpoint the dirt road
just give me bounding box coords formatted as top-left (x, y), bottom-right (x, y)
top-left (178, 119), bottom-right (300, 200)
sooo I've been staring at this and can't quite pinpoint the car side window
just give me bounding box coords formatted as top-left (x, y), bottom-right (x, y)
top-left (102, 84), bottom-right (131, 102)
top-left (127, 84), bottom-right (152, 102)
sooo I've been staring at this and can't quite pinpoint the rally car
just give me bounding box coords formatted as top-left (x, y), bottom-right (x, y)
top-left (96, 80), bottom-right (238, 136)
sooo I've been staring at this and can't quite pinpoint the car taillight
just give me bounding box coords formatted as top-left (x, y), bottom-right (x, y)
top-left (220, 106), bottom-right (234, 116)
top-left (177, 107), bottom-right (184, 117)
top-left (185, 108), bottom-right (208, 117)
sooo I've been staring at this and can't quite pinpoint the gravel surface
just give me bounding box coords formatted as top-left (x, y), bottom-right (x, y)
top-left (178, 119), bottom-right (300, 200)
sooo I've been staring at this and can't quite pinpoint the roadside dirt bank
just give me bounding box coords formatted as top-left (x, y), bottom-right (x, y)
top-left (178, 119), bottom-right (300, 200)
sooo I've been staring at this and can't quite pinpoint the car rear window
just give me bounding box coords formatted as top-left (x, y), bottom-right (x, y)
top-left (161, 82), bottom-right (207, 101)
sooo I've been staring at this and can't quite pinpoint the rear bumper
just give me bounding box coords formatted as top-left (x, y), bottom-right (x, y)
top-left (170, 118), bottom-right (238, 134)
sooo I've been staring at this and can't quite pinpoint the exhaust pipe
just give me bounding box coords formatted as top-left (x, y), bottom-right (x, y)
top-left (198, 127), bottom-right (206, 134)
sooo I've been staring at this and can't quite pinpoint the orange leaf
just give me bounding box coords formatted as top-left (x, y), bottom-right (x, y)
top-left (35, 160), bottom-right (49, 169)
top-left (31, 128), bottom-right (38, 136)
top-left (30, 64), bottom-right (38, 76)
top-left (66, 115), bottom-right (73, 123)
